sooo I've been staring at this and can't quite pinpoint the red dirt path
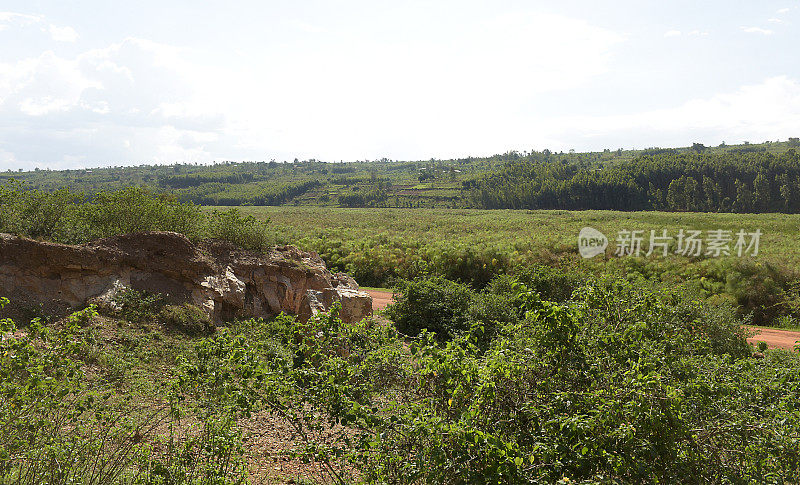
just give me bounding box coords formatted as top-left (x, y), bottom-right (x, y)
top-left (366, 289), bottom-right (800, 352)
top-left (746, 326), bottom-right (800, 352)
top-left (365, 289), bottom-right (393, 311)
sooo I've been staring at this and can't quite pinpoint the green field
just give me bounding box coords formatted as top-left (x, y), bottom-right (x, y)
top-left (3, 189), bottom-right (800, 482)
top-left (228, 206), bottom-right (800, 326)
top-left (246, 206), bottom-right (800, 262)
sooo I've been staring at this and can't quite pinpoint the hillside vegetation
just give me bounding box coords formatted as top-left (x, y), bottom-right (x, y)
top-left (3, 271), bottom-right (800, 483)
top-left (3, 183), bottom-right (800, 328)
top-left (2, 160), bottom-right (800, 482)
top-left (242, 206), bottom-right (800, 327)
top-left (4, 139), bottom-right (800, 211)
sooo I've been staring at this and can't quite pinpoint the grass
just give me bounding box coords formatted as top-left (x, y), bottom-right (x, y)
top-left (358, 286), bottom-right (393, 292)
top-left (231, 206), bottom-right (800, 267)
top-left (220, 206), bottom-right (800, 326)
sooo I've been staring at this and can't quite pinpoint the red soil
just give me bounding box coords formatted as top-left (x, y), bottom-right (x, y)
top-left (746, 326), bottom-right (800, 352)
top-left (365, 289), bottom-right (393, 312)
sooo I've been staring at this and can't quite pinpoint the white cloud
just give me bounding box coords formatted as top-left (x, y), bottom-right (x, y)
top-left (768, 18), bottom-right (783, 23)
top-left (0, 9), bottom-right (629, 166)
top-left (777, 8), bottom-right (790, 14)
top-left (49, 24), bottom-right (78, 42)
top-left (9, 7), bottom-right (796, 166)
top-left (0, 35), bottom-right (226, 165)
top-left (0, 51), bottom-right (100, 114)
top-left (289, 20), bottom-right (327, 34)
top-left (0, 11), bottom-right (42, 26)
top-left (1, 12), bottom-right (77, 42)
top-left (545, 76), bottom-right (800, 148)
top-left (216, 11), bottom-right (627, 161)
top-left (742, 26), bottom-right (773, 35)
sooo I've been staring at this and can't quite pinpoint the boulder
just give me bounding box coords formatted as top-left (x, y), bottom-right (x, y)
top-left (0, 232), bottom-right (372, 323)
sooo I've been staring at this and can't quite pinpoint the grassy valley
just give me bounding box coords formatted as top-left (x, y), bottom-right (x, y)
top-left (2, 152), bottom-right (800, 482)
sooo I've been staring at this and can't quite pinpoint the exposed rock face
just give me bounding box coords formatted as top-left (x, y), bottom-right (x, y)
top-left (0, 232), bottom-right (372, 323)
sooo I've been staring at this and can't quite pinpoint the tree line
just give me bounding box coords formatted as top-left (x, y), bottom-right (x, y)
top-left (467, 149), bottom-right (800, 212)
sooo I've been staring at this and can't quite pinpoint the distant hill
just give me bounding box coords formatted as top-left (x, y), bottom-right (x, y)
top-left (4, 139), bottom-right (800, 212)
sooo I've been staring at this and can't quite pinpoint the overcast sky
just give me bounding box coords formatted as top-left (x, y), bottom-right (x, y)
top-left (1, 0), bottom-right (799, 169)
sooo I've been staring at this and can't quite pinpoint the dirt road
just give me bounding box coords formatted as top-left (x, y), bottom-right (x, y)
top-left (746, 326), bottom-right (800, 352)
top-left (365, 289), bottom-right (393, 311)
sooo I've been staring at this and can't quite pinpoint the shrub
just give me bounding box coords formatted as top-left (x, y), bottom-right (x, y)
top-left (699, 259), bottom-right (800, 325)
top-left (82, 186), bottom-right (204, 239)
top-left (514, 263), bottom-right (583, 302)
top-left (0, 182), bottom-right (274, 253)
top-left (204, 207), bottom-right (272, 251)
top-left (160, 303), bottom-right (214, 336)
top-left (112, 288), bottom-right (164, 323)
top-left (0, 299), bottom-right (164, 484)
top-left (386, 276), bottom-right (474, 340)
top-left (466, 274), bottom-right (524, 348)
top-left (0, 180), bottom-right (88, 243)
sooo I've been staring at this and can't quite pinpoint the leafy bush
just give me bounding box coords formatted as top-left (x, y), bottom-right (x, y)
top-left (703, 259), bottom-right (798, 325)
top-left (514, 264), bottom-right (583, 302)
top-left (0, 180), bottom-right (88, 243)
top-left (82, 186), bottom-right (203, 239)
top-left (466, 274), bottom-right (524, 348)
top-left (160, 303), bottom-right (214, 336)
top-left (362, 278), bottom-right (799, 482)
top-left (112, 288), bottom-right (164, 323)
top-left (205, 207), bottom-right (272, 251)
top-left (386, 276), bottom-right (474, 340)
top-left (3, 274), bottom-right (800, 483)
top-left (174, 307), bottom-right (408, 483)
top-left (0, 299), bottom-right (163, 484)
top-left (0, 181), bottom-right (272, 251)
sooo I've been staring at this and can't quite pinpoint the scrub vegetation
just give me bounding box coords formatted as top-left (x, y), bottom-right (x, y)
top-left (2, 149), bottom-right (800, 482)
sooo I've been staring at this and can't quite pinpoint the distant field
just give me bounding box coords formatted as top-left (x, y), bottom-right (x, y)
top-left (219, 207), bottom-right (800, 326)
top-left (232, 206), bottom-right (800, 266)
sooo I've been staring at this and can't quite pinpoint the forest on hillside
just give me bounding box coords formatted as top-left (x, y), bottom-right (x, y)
top-left (3, 139), bottom-right (800, 212)
top-left (468, 144), bottom-right (800, 213)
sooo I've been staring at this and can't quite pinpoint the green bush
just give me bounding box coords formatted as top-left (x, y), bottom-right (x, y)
top-left (702, 259), bottom-right (797, 325)
top-left (386, 276), bottom-right (474, 340)
top-left (361, 278), bottom-right (798, 482)
top-left (205, 207), bottom-right (272, 251)
top-left (160, 303), bottom-right (214, 336)
top-left (82, 186), bottom-right (203, 240)
top-left (0, 299), bottom-right (160, 483)
top-left (514, 264), bottom-right (583, 302)
top-left (3, 274), bottom-right (800, 483)
top-left (466, 274), bottom-right (524, 348)
top-left (0, 181), bottom-right (273, 252)
top-left (112, 288), bottom-right (164, 323)
top-left (0, 180), bottom-right (88, 243)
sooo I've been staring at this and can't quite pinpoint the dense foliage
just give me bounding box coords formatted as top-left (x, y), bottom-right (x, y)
top-left (4, 271), bottom-right (798, 483)
top-left (468, 148), bottom-right (800, 212)
top-left (0, 182), bottom-right (271, 250)
top-left (3, 143), bottom-right (800, 480)
top-left (5, 140), bottom-right (799, 210)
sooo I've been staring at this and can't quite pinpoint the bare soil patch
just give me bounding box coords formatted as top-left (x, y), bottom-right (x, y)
top-left (365, 290), bottom-right (393, 312)
top-left (746, 326), bottom-right (800, 351)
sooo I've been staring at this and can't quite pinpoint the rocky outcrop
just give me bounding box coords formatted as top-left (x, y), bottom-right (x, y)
top-left (0, 232), bottom-right (372, 323)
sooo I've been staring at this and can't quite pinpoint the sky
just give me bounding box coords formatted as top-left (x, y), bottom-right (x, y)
top-left (1, 0), bottom-right (799, 170)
